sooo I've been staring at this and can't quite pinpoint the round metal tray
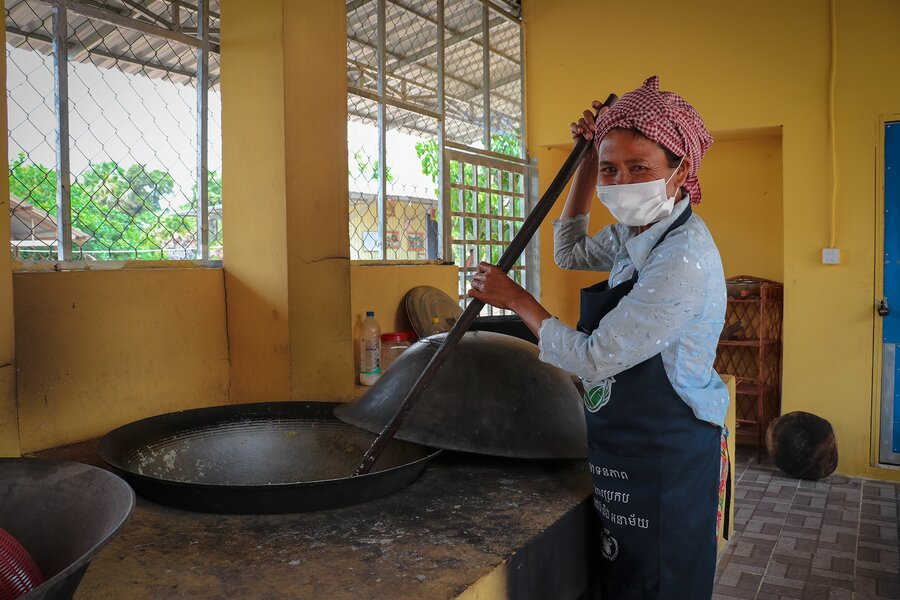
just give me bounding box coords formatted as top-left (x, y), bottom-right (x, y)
top-left (98, 402), bottom-right (441, 514)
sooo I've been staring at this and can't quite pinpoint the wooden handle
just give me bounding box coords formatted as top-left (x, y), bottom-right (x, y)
top-left (353, 93), bottom-right (619, 476)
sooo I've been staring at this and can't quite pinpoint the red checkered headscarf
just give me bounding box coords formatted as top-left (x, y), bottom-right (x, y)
top-left (593, 76), bottom-right (713, 204)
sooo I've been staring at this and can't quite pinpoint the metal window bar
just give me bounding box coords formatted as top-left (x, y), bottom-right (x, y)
top-left (376, 0), bottom-right (386, 261)
top-left (6, 0), bottom-right (221, 263)
top-left (195, 0), bottom-right (208, 260)
top-left (51, 0), bottom-right (71, 260)
top-left (346, 0), bottom-right (528, 291)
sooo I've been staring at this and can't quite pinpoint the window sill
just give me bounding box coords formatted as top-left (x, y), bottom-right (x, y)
top-left (350, 259), bottom-right (455, 267)
top-left (12, 259), bottom-right (223, 273)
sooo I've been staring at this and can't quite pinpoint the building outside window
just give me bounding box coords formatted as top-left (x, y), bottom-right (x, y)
top-left (5, 0), bottom-right (221, 263)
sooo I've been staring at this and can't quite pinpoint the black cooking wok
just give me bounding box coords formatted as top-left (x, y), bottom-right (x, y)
top-left (98, 401), bottom-right (440, 514)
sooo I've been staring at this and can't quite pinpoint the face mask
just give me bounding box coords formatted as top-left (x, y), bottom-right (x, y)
top-left (596, 159), bottom-right (684, 226)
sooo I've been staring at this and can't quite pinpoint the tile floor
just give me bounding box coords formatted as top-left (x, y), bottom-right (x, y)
top-left (713, 448), bottom-right (900, 599)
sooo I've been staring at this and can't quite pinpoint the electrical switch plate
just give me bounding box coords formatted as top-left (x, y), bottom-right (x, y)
top-left (822, 247), bottom-right (841, 265)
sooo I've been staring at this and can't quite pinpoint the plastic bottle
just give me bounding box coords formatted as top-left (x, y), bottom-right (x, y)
top-left (359, 311), bottom-right (382, 386)
top-left (381, 331), bottom-right (412, 372)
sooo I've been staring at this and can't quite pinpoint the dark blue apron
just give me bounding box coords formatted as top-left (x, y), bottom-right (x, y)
top-left (578, 205), bottom-right (720, 600)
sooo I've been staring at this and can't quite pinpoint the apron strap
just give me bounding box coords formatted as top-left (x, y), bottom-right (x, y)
top-left (626, 203), bottom-right (694, 285)
top-left (654, 203), bottom-right (693, 253)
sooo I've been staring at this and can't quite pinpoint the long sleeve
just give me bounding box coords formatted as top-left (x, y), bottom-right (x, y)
top-left (552, 213), bottom-right (631, 272)
top-left (539, 242), bottom-right (708, 382)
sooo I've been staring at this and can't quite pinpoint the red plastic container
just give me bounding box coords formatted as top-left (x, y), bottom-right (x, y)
top-left (0, 527), bottom-right (45, 600)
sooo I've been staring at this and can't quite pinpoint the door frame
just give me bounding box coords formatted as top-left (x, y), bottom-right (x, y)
top-left (873, 114), bottom-right (900, 467)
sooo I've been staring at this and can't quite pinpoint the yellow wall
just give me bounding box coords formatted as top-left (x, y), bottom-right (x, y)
top-left (524, 0), bottom-right (900, 479)
top-left (13, 269), bottom-right (230, 453)
top-left (221, 0), bottom-right (291, 404)
top-left (350, 264), bottom-right (458, 333)
top-left (0, 24), bottom-right (16, 456)
top-left (695, 134), bottom-right (784, 282)
top-left (283, 0), bottom-right (354, 401)
top-left (222, 0), bottom-right (354, 403)
top-left (350, 264), bottom-right (457, 383)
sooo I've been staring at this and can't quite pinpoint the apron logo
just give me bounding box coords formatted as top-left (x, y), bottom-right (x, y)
top-left (600, 528), bottom-right (619, 561)
top-left (584, 377), bottom-right (616, 413)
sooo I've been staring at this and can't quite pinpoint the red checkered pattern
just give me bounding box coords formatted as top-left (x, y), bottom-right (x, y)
top-left (593, 75), bottom-right (713, 203)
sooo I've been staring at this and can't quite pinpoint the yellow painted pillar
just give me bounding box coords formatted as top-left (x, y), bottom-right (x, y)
top-left (0, 25), bottom-right (19, 456)
top-left (222, 0), bottom-right (353, 402)
top-left (283, 1), bottom-right (353, 400)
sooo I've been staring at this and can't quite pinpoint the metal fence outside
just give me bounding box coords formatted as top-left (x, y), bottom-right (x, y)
top-left (5, 0), bottom-right (221, 263)
top-left (346, 0), bottom-right (529, 298)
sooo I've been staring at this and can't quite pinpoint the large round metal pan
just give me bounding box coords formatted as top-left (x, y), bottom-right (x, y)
top-left (336, 332), bottom-right (587, 459)
top-left (98, 402), bottom-right (440, 514)
top-left (0, 458), bottom-right (134, 600)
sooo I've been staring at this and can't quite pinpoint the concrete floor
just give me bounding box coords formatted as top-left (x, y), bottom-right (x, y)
top-left (713, 448), bottom-right (900, 600)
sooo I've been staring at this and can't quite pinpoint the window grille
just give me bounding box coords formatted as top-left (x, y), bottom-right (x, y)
top-left (5, 0), bottom-right (221, 263)
top-left (445, 147), bottom-right (528, 315)
top-left (346, 0), bottom-right (532, 306)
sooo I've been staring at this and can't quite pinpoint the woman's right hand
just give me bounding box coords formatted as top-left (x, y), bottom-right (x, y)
top-left (569, 100), bottom-right (609, 146)
top-left (560, 100), bottom-right (610, 219)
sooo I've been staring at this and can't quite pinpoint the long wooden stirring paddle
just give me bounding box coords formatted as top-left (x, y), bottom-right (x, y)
top-left (354, 93), bottom-right (619, 476)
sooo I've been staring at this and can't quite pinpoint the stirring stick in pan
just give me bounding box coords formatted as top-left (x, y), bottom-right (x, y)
top-left (354, 93), bottom-right (619, 477)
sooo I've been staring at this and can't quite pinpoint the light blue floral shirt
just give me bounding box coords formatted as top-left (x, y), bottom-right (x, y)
top-left (538, 198), bottom-right (730, 427)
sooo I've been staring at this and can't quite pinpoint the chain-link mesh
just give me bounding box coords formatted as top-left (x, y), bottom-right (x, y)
top-left (443, 0), bottom-right (485, 148)
top-left (5, 0), bottom-right (221, 261)
top-left (6, 0), bottom-right (57, 259)
top-left (385, 1), bottom-right (439, 114)
top-left (346, 0), bottom-right (378, 95)
top-left (208, 49), bottom-right (222, 259)
top-left (384, 105), bottom-right (438, 260)
top-left (346, 0), bottom-right (525, 277)
top-left (487, 11), bottom-right (521, 157)
top-left (347, 92), bottom-right (380, 260)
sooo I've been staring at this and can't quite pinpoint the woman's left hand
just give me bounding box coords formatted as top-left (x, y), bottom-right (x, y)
top-left (468, 262), bottom-right (531, 310)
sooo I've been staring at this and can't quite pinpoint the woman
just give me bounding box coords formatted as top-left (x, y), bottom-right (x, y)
top-left (468, 76), bottom-right (728, 599)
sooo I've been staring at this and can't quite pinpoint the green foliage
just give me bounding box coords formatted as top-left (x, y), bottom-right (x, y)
top-left (414, 134), bottom-right (523, 246)
top-left (489, 133), bottom-right (522, 158)
top-left (8, 153), bottom-right (212, 260)
top-left (350, 150), bottom-right (394, 183)
top-left (78, 161), bottom-right (174, 215)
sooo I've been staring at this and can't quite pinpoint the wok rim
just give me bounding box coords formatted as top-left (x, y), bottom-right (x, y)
top-left (97, 401), bottom-right (442, 490)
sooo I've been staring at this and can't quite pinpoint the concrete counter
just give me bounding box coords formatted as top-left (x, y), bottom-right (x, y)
top-left (33, 440), bottom-right (595, 599)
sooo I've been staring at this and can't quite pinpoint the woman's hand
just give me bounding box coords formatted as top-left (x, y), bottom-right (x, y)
top-left (561, 100), bottom-right (610, 219)
top-left (468, 262), bottom-right (531, 311)
top-left (569, 99), bottom-right (608, 145)
top-left (468, 262), bottom-right (552, 338)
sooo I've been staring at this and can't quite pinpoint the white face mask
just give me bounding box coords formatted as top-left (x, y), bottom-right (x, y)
top-left (596, 159), bottom-right (684, 226)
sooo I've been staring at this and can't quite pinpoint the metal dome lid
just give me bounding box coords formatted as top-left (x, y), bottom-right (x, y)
top-left (335, 331), bottom-right (586, 459)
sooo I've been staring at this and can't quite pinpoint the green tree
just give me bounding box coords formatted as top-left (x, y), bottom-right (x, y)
top-left (414, 134), bottom-right (523, 247)
top-left (489, 132), bottom-right (522, 158)
top-left (190, 170), bottom-right (223, 207)
top-left (349, 150), bottom-right (394, 183)
top-left (9, 153), bottom-right (203, 260)
top-left (77, 161), bottom-right (175, 216)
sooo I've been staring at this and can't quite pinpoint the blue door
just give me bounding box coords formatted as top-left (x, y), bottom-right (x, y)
top-left (881, 121), bottom-right (900, 465)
